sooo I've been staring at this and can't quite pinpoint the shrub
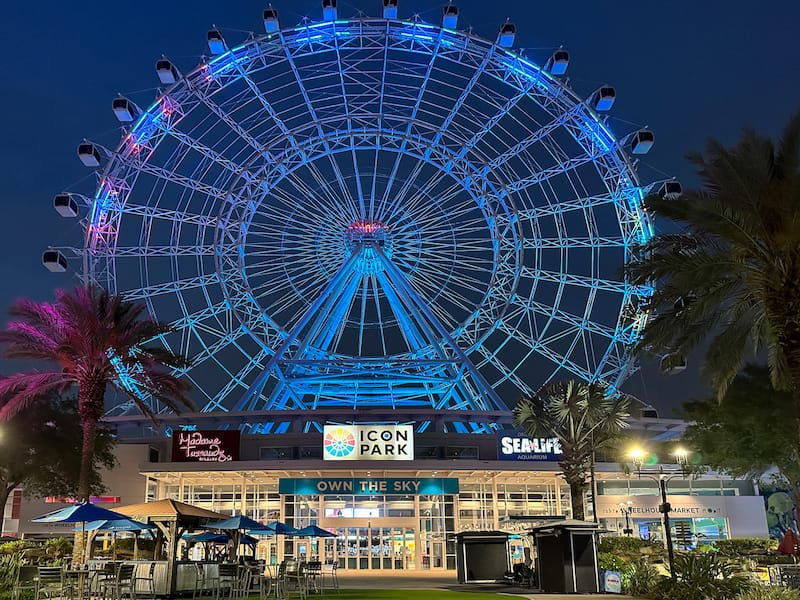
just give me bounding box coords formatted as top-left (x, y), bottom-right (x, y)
top-left (650, 553), bottom-right (754, 600)
top-left (44, 538), bottom-right (73, 560)
top-left (600, 536), bottom-right (659, 554)
top-left (0, 541), bottom-right (28, 556)
top-left (625, 560), bottom-right (661, 597)
top-left (0, 554), bottom-right (23, 592)
top-left (736, 588), bottom-right (800, 600)
top-left (716, 539), bottom-right (779, 557)
top-left (599, 552), bottom-right (632, 590)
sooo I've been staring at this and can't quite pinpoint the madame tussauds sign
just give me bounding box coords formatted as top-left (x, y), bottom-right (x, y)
top-left (171, 430), bottom-right (240, 462)
top-left (323, 424), bottom-right (414, 461)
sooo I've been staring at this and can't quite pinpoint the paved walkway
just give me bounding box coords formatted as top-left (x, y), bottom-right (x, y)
top-left (336, 571), bottom-right (639, 598)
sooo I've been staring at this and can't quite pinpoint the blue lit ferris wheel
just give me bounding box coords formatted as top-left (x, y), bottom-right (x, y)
top-left (51, 2), bottom-right (660, 433)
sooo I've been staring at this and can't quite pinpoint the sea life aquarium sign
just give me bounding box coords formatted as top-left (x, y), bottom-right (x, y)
top-left (323, 424), bottom-right (414, 460)
top-left (497, 430), bottom-right (563, 461)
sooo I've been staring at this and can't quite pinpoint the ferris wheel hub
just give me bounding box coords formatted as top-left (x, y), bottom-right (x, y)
top-left (344, 220), bottom-right (393, 273)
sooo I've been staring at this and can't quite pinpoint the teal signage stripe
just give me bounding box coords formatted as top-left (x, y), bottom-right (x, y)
top-left (279, 478), bottom-right (459, 495)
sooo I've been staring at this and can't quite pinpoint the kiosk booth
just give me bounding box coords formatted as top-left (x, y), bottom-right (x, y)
top-left (529, 520), bottom-right (603, 594)
top-left (455, 531), bottom-right (510, 583)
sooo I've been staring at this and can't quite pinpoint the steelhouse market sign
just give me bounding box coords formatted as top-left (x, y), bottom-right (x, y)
top-left (323, 424), bottom-right (414, 461)
top-left (497, 430), bottom-right (563, 461)
top-left (279, 478), bottom-right (459, 495)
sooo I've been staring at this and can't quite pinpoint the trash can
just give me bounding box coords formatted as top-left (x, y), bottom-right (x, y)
top-left (529, 520), bottom-right (603, 593)
top-left (455, 531), bottom-right (510, 583)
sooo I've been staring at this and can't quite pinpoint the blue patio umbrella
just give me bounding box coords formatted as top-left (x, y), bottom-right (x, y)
top-left (81, 518), bottom-right (155, 532)
top-left (76, 518), bottom-right (156, 560)
top-left (294, 526), bottom-right (336, 538)
top-left (184, 532), bottom-right (230, 544)
top-left (206, 515), bottom-right (270, 531)
top-left (32, 502), bottom-right (128, 524)
top-left (263, 521), bottom-right (300, 535)
top-left (206, 515), bottom-right (270, 558)
top-left (33, 502), bottom-right (130, 564)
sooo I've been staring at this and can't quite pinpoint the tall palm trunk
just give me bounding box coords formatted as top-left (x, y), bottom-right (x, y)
top-left (73, 378), bottom-right (104, 563)
top-left (769, 294), bottom-right (800, 510)
top-left (561, 460), bottom-right (587, 521)
top-left (0, 483), bottom-right (16, 533)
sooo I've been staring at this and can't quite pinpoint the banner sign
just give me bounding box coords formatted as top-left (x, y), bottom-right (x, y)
top-left (595, 495), bottom-right (723, 517)
top-left (171, 430), bottom-right (240, 462)
top-left (45, 496), bottom-right (121, 504)
top-left (497, 430), bottom-right (562, 461)
top-left (279, 477), bottom-right (459, 495)
top-left (603, 571), bottom-right (622, 593)
top-left (497, 431), bottom-right (562, 462)
top-left (323, 424), bottom-right (414, 461)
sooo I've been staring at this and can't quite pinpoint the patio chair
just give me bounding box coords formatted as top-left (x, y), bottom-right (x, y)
top-left (230, 566), bottom-right (252, 600)
top-left (283, 561), bottom-right (307, 600)
top-left (260, 564), bottom-right (284, 600)
top-left (320, 563), bottom-right (338, 593)
top-left (216, 564), bottom-right (238, 600)
top-left (13, 565), bottom-right (39, 600)
top-left (36, 567), bottom-right (70, 600)
top-left (133, 562), bottom-right (156, 600)
top-left (304, 562), bottom-right (321, 595)
top-left (99, 564), bottom-right (135, 600)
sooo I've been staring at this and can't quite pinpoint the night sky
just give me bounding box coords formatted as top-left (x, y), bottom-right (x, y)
top-left (1, 1), bottom-right (797, 416)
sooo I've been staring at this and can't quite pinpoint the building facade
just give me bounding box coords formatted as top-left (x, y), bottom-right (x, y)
top-left (9, 417), bottom-right (768, 572)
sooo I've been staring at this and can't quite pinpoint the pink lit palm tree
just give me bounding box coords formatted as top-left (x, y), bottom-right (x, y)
top-left (0, 285), bottom-right (194, 504)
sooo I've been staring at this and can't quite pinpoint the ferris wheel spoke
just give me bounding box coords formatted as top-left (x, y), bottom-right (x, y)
top-left (514, 296), bottom-right (617, 341)
top-left (508, 193), bottom-right (617, 221)
top-left (123, 272), bottom-right (221, 301)
top-left (524, 236), bottom-right (626, 249)
top-left (165, 128), bottom-right (254, 179)
top-left (497, 318), bottom-right (597, 380)
top-left (119, 158), bottom-right (229, 201)
top-left (456, 84), bottom-right (532, 160)
top-left (427, 45), bottom-right (496, 152)
top-left (379, 154), bottom-right (431, 220)
top-left (393, 153), bottom-right (457, 212)
top-left (181, 327), bottom-right (248, 373)
top-left (167, 299), bottom-right (231, 333)
top-left (204, 348), bottom-right (270, 412)
top-left (115, 204), bottom-right (218, 227)
top-left (525, 267), bottom-right (643, 296)
top-left (503, 150), bottom-right (612, 196)
top-left (370, 275), bottom-right (390, 356)
top-left (488, 105), bottom-right (583, 171)
top-left (263, 182), bottom-right (337, 222)
top-left (188, 86), bottom-right (264, 155)
top-left (283, 167), bottom-right (354, 222)
top-left (379, 33), bottom-right (447, 215)
top-left (321, 153), bottom-right (359, 217)
top-left (386, 168), bottom-right (455, 224)
top-left (93, 244), bottom-right (216, 258)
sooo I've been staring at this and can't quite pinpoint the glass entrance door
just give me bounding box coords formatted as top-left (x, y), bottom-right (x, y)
top-left (327, 524), bottom-right (416, 570)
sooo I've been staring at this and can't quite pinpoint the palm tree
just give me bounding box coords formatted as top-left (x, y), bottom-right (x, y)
top-left (628, 111), bottom-right (800, 404)
top-left (512, 380), bottom-right (630, 521)
top-left (0, 285), bottom-right (194, 504)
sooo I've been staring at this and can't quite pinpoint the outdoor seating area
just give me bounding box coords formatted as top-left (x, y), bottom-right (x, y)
top-left (10, 558), bottom-right (340, 600)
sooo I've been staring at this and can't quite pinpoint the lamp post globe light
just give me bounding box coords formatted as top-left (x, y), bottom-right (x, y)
top-left (629, 447), bottom-right (690, 581)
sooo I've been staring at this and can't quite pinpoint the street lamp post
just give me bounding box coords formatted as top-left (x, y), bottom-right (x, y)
top-left (630, 448), bottom-right (688, 582)
top-left (618, 501), bottom-right (633, 536)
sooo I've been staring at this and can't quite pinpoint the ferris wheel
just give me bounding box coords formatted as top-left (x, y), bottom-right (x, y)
top-left (49, 1), bottom-right (661, 433)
